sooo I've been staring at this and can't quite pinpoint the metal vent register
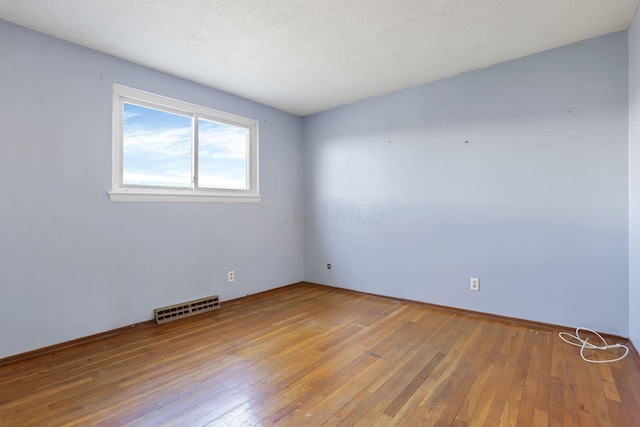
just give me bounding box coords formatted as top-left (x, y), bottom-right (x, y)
top-left (154, 295), bottom-right (220, 324)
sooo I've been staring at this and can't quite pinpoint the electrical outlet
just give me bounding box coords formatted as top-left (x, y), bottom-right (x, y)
top-left (470, 277), bottom-right (480, 291)
top-left (228, 270), bottom-right (235, 282)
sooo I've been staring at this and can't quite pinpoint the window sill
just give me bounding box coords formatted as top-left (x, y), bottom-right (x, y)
top-left (108, 190), bottom-right (262, 203)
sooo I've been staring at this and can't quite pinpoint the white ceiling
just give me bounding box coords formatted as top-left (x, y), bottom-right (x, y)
top-left (1, 1), bottom-right (638, 116)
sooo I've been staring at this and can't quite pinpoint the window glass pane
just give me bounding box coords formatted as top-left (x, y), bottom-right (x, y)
top-left (123, 103), bottom-right (192, 188)
top-left (198, 118), bottom-right (248, 190)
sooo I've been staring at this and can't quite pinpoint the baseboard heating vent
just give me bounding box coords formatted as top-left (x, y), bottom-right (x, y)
top-left (154, 295), bottom-right (220, 324)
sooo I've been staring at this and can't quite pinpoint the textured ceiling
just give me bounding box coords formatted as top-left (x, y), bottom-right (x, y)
top-left (1, 0), bottom-right (638, 116)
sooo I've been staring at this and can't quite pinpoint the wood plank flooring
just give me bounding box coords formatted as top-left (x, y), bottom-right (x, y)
top-left (1, 283), bottom-right (639, 426)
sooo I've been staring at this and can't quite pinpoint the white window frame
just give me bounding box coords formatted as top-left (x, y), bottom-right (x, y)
top-left (109, 84), bottom-right (260, 203)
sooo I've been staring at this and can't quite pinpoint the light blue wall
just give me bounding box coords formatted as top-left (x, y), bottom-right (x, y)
top-left (303, 32), bottom-right (630, 336)
top-left (0, 20), bottom-right (304, 359)
top-left (1, 18), bottom-right (634, 360)
top-left (630, 14), bottom-right (640, 347)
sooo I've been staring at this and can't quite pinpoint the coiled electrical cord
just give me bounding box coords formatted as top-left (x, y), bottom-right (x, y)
top-left (559, 327), bottom-right (629, 363)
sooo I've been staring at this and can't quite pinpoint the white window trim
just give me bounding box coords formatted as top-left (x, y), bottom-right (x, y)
top-left (109, 84), bottom-right (260, 203)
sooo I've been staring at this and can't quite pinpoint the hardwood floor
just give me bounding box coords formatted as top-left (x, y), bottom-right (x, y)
top-left (1, 283), bottom-right (639, 426)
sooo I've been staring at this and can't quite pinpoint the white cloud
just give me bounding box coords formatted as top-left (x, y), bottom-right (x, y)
top-left (123, 171), bottom-right (192, 186)
top-left (199, 173), bottom-right (246, 190)
top-left (124, 126), bottom-right (192, 160)
top-left (123, 122), bottom-right (247, 161)
top-left (123, 108), bottom-right (142, 121)
top-left (199, 122), bottom-right (247, 160)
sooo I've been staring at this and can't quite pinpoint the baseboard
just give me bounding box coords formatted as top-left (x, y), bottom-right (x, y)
top-left (223, 282), bottom-right (303, 307)
top-left (0, 281), bottom-right (305, 368)
top-left (0, 320), bottom-right (155, 368)
top-left (302, 281), bottom-right (631, 344)
top-left (2, 281), bottom-right (636, 369)
top-left (629, 339), bottom-right (640, 365)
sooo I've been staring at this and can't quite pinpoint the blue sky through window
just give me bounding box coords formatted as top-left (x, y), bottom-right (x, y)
top-left (123, 103), bottom-right (191, 187)
top-left (198, 118), bottom-right (247, 190)
top-left (123, 103), bottom-right (248, 190)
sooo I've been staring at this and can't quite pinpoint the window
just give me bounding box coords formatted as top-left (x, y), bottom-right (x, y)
top-left (109, 84), bottom-right (259, 202)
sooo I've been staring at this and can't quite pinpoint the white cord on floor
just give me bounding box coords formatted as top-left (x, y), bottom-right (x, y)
top-left (559, 327), bottom-right (629, 363)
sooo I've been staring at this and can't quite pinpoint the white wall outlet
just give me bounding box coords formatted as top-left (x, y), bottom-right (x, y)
top-left (470, 277), bottom-right (480, 291)
top-left (228, 270), bottom-right (235, 282)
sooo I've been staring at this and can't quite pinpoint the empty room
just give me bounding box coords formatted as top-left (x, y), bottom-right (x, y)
top-left (1, 0), bottom-right (640, 425)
